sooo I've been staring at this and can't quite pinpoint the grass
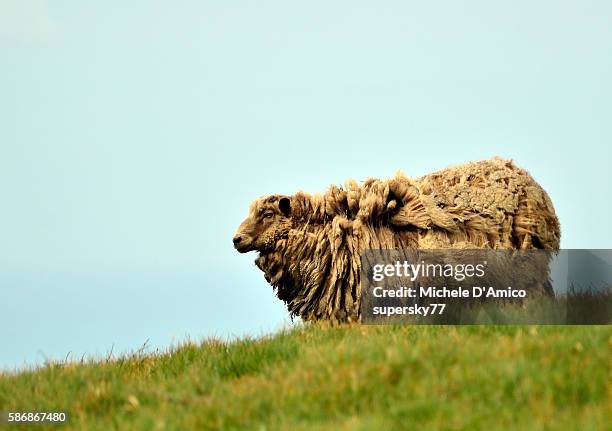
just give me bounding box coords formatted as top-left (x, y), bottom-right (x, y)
top-left (1, 324), bottom-right (611, 430)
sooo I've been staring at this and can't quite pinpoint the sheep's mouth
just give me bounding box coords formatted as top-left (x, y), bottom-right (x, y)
top-left (235, 245), bottom-right (255, 253)
top-left (234, 242), bottom-right (255, 253)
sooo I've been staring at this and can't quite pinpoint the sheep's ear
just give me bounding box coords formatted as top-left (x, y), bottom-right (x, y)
top-left (279, 197), bottom-right (291, 216)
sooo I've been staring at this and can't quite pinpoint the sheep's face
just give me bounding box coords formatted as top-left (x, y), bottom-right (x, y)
top-left (233, 195), bottom-right (292, 253)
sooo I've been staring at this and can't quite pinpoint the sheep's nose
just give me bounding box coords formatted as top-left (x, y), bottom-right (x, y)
top-left (233, 235), bottom-right (243, 245)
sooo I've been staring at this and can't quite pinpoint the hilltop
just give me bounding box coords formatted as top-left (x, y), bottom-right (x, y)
top-left (1, 324), bottom-right (610, 430)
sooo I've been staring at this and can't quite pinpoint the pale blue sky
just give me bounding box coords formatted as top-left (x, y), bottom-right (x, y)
top-left (1, 1), bottom-right (611, 369)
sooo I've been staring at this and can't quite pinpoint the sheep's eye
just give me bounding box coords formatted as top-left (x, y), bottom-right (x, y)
top-left (263, 212), bottom-right (274, 219)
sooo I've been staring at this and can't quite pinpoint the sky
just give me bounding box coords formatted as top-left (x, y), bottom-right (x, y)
top-left (1, 1), bottom-right (611, 369)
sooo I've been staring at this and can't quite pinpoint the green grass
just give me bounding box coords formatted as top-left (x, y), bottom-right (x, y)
top-left (1, 325), bottom-right (611, 430)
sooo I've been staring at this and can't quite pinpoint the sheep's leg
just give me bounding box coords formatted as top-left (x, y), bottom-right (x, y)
top-left (520, 233), bottom-right (532, 249)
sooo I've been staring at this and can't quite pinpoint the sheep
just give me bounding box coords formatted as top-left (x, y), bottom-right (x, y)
top-left (232, 158), bottom-right (561, 323)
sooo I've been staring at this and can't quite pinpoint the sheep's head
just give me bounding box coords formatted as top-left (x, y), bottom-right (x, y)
top-left (233, 195), bottom-right (292, 254)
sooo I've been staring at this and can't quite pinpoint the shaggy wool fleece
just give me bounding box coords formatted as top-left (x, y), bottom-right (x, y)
top-left (233, 158), bottom-right (561, 323)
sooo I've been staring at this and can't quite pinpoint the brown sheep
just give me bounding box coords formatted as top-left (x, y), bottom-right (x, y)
top-left (233, 158), bottom-right (561, 322)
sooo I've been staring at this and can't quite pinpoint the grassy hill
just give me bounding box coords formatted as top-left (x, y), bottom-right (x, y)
top-left (1, 324), bottom-right (610, 430)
